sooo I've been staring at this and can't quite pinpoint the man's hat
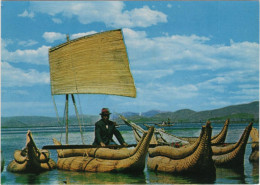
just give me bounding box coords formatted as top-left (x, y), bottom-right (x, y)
top-left (100, 108), bottom-right (111, 115)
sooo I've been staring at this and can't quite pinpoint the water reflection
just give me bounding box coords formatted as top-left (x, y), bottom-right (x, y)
top-left (56, 170), bottom-right (147, 184)
top-left (146, 170), bottom-right (216, 184)
top-left (13, 173), bottom-right (42, 184)
top-left (216, 167), bottom-right (245, 184)
top-left (251, 162), bottom-right (259, 183)
top-left (2, 124), bottom-right (259, 184)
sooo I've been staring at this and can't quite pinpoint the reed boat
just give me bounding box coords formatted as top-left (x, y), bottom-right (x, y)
top-left (121, 115), bottom-right (229, 146)
top-left (249, 127), bottom-right (259, 162)
top-left (120, 115), bottom-right (189, 146)
top-left (176, 118), bottom-right (230, 144)
top-left (47, 29), bottom-right (137, 149)
top-left (7, 131), bottom-right (56, 173)
top-left (155, 123), bottom-right (174, 127)
top-left (53, 127), bottom-right (154, 172)
top-left (212, 122), bottom-right (253, 167)
top-left (45, 29), bottom-right (152, 172)
top-left (147, 121), bottom-right (216, 176)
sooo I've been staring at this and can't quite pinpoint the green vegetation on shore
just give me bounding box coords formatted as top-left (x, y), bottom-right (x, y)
top-left (1, 101), bottom-right (259, 128)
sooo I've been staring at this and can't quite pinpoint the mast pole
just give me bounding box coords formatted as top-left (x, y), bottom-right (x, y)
top-left (65, 94), bottom-right (69, 144)
top-left (71, 94), bottom-right (85, 144)
top-left (65, 35), bottom-right (70, 145)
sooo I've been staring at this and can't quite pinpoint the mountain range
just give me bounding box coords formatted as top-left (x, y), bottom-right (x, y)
top-left (1, 101), bottom-right (259, 128)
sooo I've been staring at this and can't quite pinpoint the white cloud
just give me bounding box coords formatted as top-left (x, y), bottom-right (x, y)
top-left (18, 10), bottom-right (34, 18)
top-left (1, 62), bottom-right (50, 87)
top-left (133, 69), bottom-right (174, 80)
top-left (71, 31), bottom-right (97, 39)
top-left (123, 29), bottom-right (259, 74)
top-left (29, 1), bottom-right (167, 28)
top-left (2, 44), bottom-right (50, 65)
top-left (42, 32), bottom-right (66, 43)
top-left (52, 18), bottom-right (62, 24)
top-left (18, 39), bottom-right (38, 47)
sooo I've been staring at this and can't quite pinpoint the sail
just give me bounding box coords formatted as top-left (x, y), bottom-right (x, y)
top-left (49, 29), bottom-right (136, 97)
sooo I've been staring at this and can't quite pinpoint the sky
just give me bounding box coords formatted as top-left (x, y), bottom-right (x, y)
top-left (1, 1), bottom-right (259, 117)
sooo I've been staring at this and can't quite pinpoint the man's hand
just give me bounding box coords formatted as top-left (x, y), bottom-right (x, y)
top-left (100, 142), bottom-right (106, 147)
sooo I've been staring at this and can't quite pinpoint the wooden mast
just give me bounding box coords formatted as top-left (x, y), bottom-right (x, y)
top-left (65, 34), bottom-right (70, 144)
top-left (65, 94), bottom-right (69, 144)
top-left (71, 94), bottom-right (85, 144)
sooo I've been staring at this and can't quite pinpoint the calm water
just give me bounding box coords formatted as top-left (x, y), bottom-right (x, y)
top-left (1, 122), bottom-right (259, 184)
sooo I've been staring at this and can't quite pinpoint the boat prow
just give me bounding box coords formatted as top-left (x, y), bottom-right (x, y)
top-left (120, 115), bottom-right (189, 146)
top-left (54, 126), bottom-right (154, 172)
top-left (249, 127), bottom-right (259, 162)
top-left (211, 119), bottom-right (230, 144)
top-left (212, 122), bottom-right (253, 167)
top-left (121, 115), bottom-right (230, 146)
top-left (7, 130), bottom-right (56, 173)
top-left (147, 121), bottom-right (216, 176)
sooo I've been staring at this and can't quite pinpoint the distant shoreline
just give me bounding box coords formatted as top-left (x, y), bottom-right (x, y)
top-left (1, 121), bottom-right (257, 129)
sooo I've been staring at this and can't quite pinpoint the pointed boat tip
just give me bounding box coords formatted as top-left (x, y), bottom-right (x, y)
top-left (225, 119), bottom-right (230, 125)
top-left (206, 120), bottom-right (211, 127)
top-left (248, 122), bottom-right (254, 128)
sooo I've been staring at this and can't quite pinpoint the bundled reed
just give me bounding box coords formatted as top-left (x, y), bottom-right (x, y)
top-left (212, 122), bottom-right (253, 167)
top-left (147, 121), bottom-right (216, 176)
top-left (49, 29), bottom-right (136, 97)
top-left (249, 127), bottom-right (259, 162)
top-left (54, 127), bottom-right (154, 172)
top-left (7, 131), bottom-right (56, 173)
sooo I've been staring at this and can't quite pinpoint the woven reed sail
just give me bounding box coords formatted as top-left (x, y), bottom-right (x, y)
top-left (49, 29), bottom-right (136, 97)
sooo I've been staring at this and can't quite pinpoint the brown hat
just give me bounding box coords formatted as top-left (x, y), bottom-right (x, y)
top-left (100, 108), bottom-right (111, 115)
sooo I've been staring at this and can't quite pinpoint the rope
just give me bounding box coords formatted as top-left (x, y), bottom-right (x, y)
top-left (76, 94), bottom-right (85, 132)
top-left (51, 95), bottom-right (64, 142)
top-left (71, 94), bottom-right (85, 144)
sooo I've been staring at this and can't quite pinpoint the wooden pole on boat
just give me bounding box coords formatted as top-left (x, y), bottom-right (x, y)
top-left (65, 35), bottom-right (70, 145)
top-left (65, 94), bottom-right (69, 144)
top-left (42, 143), bottom-right (161, 150)
top-left (71, 94), bottom-right (85, 144)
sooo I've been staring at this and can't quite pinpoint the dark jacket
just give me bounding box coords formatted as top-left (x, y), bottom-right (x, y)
top-left (93, 119), bottom-right (125, 145)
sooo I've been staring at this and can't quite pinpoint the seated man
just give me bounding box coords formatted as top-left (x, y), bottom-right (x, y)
top-left (93, 108), bottom-right (128, 147)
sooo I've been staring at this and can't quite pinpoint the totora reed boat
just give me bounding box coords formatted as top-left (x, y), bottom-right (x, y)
top-left (249, 127), bottom-right (259, 162)
top-left (7, 131), bottom-right (56, 173)
top-left (120, 115), bottom-right (190, 146)
top-left (212, 122), bottom-right (253, 167)
top-left (121, 115), bottom-right (229, 146)
top-left (147, 121), bottom-right (216, 176)
top-left (53, 127), bottom-right (154, 172)
top-left (43, 29), bottom-right (155, 173)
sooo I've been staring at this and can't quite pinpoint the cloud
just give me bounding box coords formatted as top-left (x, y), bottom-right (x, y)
top-left (2, 43), bottom-right (50, 65)
top-left (52, 18), bottom-right (62, 24)
top-left (42, 32), bottom-right (66, 43)
top-left (1, 62), bottom-right (50, 87)
top-left (121, 28), bottom-right (259, 110)
top-left (123, 28), bottom-right (259, 73)
top-left (71, 31), bottom-right (97, 39)
top-left (133, 69), bottom-right (174, 80)
top-left (29, 1), bottom-right (167, 28)
top-left (18, 39), bottom-right (38, 47)
top-left (18, 10), bottom-right (34, 18)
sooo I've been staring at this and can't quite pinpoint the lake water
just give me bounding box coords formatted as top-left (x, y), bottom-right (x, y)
top-left (1, 122), bottom-right (259, 184)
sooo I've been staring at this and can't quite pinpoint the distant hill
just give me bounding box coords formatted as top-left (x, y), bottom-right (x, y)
top-left (1, 101), bottom-right (259, 128)
top-left (120, 101), bottom-right (259, 123)
top-left (142, 110), bottom-right (165, 117)
top-left (1, 115), bottom-right (99, 128)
